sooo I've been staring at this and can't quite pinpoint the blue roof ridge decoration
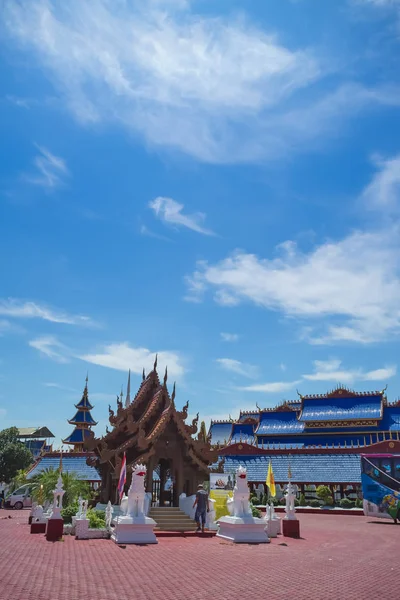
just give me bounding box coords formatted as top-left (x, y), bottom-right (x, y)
top-left (297, 384), bottom-right (386, 400)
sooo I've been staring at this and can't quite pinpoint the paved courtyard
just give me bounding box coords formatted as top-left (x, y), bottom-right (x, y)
top-left (0, 510), bottom-right (398, 600)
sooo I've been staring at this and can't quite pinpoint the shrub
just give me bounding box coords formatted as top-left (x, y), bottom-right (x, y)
top-left (61, 502), bottom-right (79, 524)
top-left (316, 485), bottom-right (332, 503)
top-left (261, 493), bottom-right (268, 506)
top-left (88, 509), bottom-right (106, 529)
top-left (278, 498), bottom-right (286, 506)
top-left (324, 496), bottom-right (334, 506)
top-left (298, 493), bottom-right (306, 506)
top-left (309, 499), bottom-right (321, 508)
top-left (340, 498), bottom-right (355, 509)
top-left (355, 498), bottom-right (363, 508)
top-left (251, 506), bottom-right (261, 518)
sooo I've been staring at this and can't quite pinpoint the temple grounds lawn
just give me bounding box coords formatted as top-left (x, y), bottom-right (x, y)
top-left (0, 509), bottom-right (398, 600)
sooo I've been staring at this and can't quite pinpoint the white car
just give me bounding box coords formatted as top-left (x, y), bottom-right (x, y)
top-left (6, 484), bottom-right (33, 509)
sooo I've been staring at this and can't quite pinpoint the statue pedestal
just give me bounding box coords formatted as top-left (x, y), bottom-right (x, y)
top-left (31, 521), bottom-right (47, 534)
top-left (282, 518), bottom-right (300, 539)
top-left (265, 517), bottom-right (281, 538)
top-left (111, 516), bottom-right (158, 545)
top-left (217, 516), bottom-right (270, 544)
top-left (46, 518), bottom-right (64, 541)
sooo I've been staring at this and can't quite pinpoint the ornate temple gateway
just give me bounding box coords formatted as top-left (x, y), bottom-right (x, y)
top-left (85, 358), bottom-right (218, 505)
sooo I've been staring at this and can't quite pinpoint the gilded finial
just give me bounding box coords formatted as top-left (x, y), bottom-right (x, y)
top-left (256, 402), bottom-right (261, 411)
top-left (296, 389), bottom-right (303, 399)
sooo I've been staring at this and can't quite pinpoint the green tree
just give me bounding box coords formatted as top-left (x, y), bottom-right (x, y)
top-left (0, 427), bottom-right (33, 483)
top-left (30, 468), bottom-right (90, 507)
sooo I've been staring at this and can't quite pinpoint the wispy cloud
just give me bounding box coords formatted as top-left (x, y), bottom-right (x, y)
top-left (25, 145), bottom-right (68, 189)
top-left (239, 380), bottom-right (300, 393)
top-left (0, 298), bottom-right (94, 326)
top-left (29, 335), bottom-right (70, 363)
top-left (43, 382), bottom-right (78, 392)
top-left (5, 94), bottom-right (31, 108)
top-left (362, 154), bottom-right (400, 213)
top-left (220, 332), bottom-right (239, 342)
top-left (4, 1), bottom-right (395, 163)
top-left (303, 359), bottom-right (396, 383)
top-left (186, 155), bottom-right (400, 344)
top-left (79, 342), bottom-right (185, 379)
top-left (149, 197), bottom-right (214, 235)
top-left (216, 358), bottom-right (258, 379)
top-left (140, 224), bottom-right (172, 242)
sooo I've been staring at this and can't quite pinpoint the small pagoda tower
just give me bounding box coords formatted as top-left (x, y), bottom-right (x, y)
top-left (63, 376), bottom-right (97, 452)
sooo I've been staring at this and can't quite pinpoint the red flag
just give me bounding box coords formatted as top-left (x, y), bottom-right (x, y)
top-left (117, 453), bottom-right (127, 500)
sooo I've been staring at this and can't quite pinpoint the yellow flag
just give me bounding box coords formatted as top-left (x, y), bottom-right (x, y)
top-left (266, 460), bottom-right (276, 497)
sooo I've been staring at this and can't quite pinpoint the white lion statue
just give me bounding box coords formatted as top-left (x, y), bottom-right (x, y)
top-left (227, 466), bottom-right (252, 518)
top-left (124, 463), bottom-right (149, 519)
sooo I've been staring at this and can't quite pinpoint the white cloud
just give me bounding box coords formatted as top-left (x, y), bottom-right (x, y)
top-left (0, 298), bottom-right (93, 326)
top-left (216, 358), bottom-right (258, 378)
top-left (149, 197), bottom-right (214, 235)
top-left (362, 154), bottom-right (400, 213)
top-left (79, 342), bottom-right (185, 379)
top-left (25, 145), bottom-right (68, 189)
top-left (29, 335), bottom-right (70, 363)
top-left (186, 225), bottom-right (400, 343)
top-left (5, 0), bottom-right (394, 163)
top-left (239, 381), bottom-right (300, 393)
top-left (140, 224), bottom-right (172, 242)
top-left (220, 332), bottom-right (239, 342)
top-left (5, 94), bottom-right (31, 108)
top-left (303, 359), bottom-right (396, 383)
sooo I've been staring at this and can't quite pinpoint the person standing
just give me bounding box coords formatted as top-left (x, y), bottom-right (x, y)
top-left (193, 484), bottom-right (210, 533)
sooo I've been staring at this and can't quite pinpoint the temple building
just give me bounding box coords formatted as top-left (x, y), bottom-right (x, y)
top-left (62, 376), bottom-right (97, 452)
top-left (85, 357), bottom-right (218, 505)
top-left (208, 386), bottom-right (400, 499)
top-left (17, 426), bottom-right (54, 459)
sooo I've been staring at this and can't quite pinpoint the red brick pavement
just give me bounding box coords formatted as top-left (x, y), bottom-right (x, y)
top-left (0, 509), bottom-right (398, 600)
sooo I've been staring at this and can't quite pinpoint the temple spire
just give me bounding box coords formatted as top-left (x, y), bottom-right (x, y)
top-left (163, 366), bottom-right (168, 387)
top-left (153, 353), bottom-right (158, 371)
top-left (142, 368), bottom-right (146, 381)
top-left (62, 376), bottom-right (97, 452)
top-left (125, 369), bottom-right (131, 408)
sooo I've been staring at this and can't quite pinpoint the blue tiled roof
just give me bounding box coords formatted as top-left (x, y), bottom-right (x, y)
top-left (224, 454), bottom-right (361, 483)
top-left (69, 410), bottom-right (97, 425)
top-left (256, 411), bottom-right (305, 435)
top-left (63, 428), bottom-right (93, 444)
top-left (288, 402), bottom-right (301, 411)
top-left (209, 422), bottom-right (232, 445)
top-left (230, 423), bottom-right (255, 444)
top-left (301, 395), bottom-right (382, 421)
top-left (27, 455), bottom-right (101, 481)
top-left (238, 412), bottom-right (260, 423)
top-left (380, 406), bottom-right (400, 431)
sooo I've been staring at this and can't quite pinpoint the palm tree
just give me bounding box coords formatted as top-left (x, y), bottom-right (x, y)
top-left (30, 468), bottom-right (90, 507)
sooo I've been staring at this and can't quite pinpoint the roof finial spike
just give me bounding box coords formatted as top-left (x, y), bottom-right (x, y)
top-left (171, 382), bottom-right (176, 403)
top-left (142, 367), bottom-right (146, 381)
top-left (154, 353), bottom-right (158, 371)
top-left (256, 402), bottom-right (261, 411)
top-left (125, 369), bottom-right (131, 408)
top-left (85, 372), bottom-right (88, 385)
top-left (163, 365), bottom-right (168, 386)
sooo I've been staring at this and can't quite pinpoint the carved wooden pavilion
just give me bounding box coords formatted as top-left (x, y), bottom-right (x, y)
top-left (85, 358), bottom-right (217, 505)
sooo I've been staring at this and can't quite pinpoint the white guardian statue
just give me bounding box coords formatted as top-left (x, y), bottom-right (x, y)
top-left (227, 465), bottom-right (253, 518)
top-left (112, 462), bottom-right (157, 544)
top-left (218, 465), bottom-right (269, 543)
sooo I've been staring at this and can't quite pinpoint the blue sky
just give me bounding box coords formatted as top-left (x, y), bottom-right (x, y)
top-left (1, 0), bottom-right (400, 446)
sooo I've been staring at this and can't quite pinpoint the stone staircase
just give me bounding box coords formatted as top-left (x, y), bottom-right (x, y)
top-left (149, 507), bottom-right (198, 532)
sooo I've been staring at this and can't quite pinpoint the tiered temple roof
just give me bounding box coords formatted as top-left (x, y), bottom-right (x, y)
top-left (27, 452), bottom-right (101, 482)
top-left (63, 376), bottom-right (97, 451)
top-left (85, 357), bottom-right (218, 503)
